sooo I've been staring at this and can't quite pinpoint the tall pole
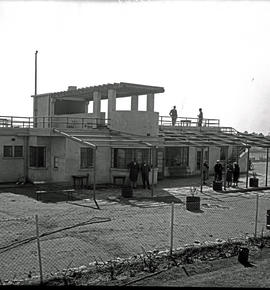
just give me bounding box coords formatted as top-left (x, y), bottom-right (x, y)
top-left (35, 50), bottom-right (38, 95)
top-left (266, 148), bottom-right (269, 187)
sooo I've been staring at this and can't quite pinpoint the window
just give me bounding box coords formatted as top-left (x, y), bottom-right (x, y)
top-left (80, 147), bottom-right (93, 168)
top-left (14, 146), bottom-right (23, 157)
top-left (3, 146), bottom-right (13, 157)
top-left (54, 156), bottom-right (59, 169)
top-left (30, 146), bottom-right (46, 167)
top-left (3, 145), bottom-right (23, 158)
top-left (165, 147), bottom-right (189, 167)
top-left (112, 148), bottom-right (151, 169)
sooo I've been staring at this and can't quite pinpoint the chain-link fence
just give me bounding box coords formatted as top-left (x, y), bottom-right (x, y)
top-left (0, 186), bottom-right (270, 285)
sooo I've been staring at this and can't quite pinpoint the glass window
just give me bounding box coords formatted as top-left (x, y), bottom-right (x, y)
top-left (165, 147), bottom-right (189, 167)
top-left (14, 146), bottom-right (23, 157)
top-left (54, 156), bottom-right (59, 169)
top-left (112, 148), bottom-right (150, 169)
top-left (30, 146), bottom-right (46, 167)
top-left (80, 147), bottom-right (93, 168)
top-left (3, 146), bottom-right (13, 157)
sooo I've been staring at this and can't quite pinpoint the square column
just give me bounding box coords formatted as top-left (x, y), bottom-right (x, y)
top-left (84, 100), bottom-right (89, 113)
top-left (131, 95), bottom-right (138, 111)
top-left (147, 93), bottom-right (155, 112)
top-left (93, 91), bottom-right (101, 116)
top-left (108, 89), bottom-right (116, 122)
top-left (93, 91), bottom-right (101, 128)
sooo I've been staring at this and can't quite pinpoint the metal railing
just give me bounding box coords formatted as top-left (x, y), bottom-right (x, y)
top-left (159, 116), bottom-right (220, 127)
top-left (0, 116), bottom-right (110, 129)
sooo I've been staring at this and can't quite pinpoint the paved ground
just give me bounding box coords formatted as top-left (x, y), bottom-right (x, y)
top-left (0, 162), bottom-right (269, 283)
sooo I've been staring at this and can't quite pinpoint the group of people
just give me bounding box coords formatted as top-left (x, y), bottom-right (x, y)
top-left (127, 160), bottom-right (152, 189)
top-left (206, 160), bottom-right (240, 187)
top-left (169, 106), bottom-right (203, 127)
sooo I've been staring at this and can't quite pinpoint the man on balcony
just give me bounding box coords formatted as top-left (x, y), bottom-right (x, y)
top-left (169, 106), bottom-right (178, 126)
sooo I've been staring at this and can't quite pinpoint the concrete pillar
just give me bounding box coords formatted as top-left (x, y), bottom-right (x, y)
top-left (93, 91), bottom-right (101, 115)
top-left (93, 91), bottom-right (101, 128)
top-left (84, 100), bottom-right (89, 113)
top-left (131, 95), bottom-right (139, 111)
top-left (108, 89), bottom-right (116, 122)
top-left (147, 93), bottom-right (155, 112)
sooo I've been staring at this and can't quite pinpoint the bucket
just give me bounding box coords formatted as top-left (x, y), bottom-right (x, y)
top-left (186, 196), bottom-right (200, 211)
top-left (213, 181), bottom-right (223, 191)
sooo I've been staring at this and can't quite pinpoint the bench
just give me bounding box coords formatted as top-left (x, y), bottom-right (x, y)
top-left (72, 174), bottom-right (89, 189)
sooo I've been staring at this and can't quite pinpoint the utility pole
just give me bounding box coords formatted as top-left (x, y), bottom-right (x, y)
top-left (35, 50), bottom-right (38, 95)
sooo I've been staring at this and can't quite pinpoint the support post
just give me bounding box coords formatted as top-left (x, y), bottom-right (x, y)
top-left (170, 202), bottom-right (174, 256)
top-left (254, 193), bottom-right (259, 238)
top-left (266, 148), bottom-right (269, 187)
top-left (246, 147), bottom-right (250, 188)
top-left (93, 147), bottom-right (99, 209)
top-left (151, 146), bottom-right (156, 197)
top-left (223, 146), bottom-right (228, 191)
top-left (35, 214), bottom-right (43, 285)
top-left (200, 147), bottom-right (204, 193)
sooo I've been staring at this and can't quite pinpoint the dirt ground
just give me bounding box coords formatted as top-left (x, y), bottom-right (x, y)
top-left (0, 162), bottom-right (270, 285)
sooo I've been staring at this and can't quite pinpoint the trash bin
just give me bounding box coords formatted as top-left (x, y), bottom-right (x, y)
top-left (186, 196), bottom-right (200, 211)
top-left (213, 180), bottom-right (223, 191)
top-left (238, 247), bottom-right (249, 264)
top-left (121, 185), bottom-right (133, 198)
top-left (249, 177), bottom-right (259, 187)
top-left (267, 209), bottom-right (270, 230)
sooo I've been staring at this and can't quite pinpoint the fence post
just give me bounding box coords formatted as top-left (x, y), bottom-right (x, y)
top-left (170, 202), bottom-right (174, 256)
top-left (254, 193), bottom-right (259, 238)
top-left (35, 214), bottom-right (43, 285)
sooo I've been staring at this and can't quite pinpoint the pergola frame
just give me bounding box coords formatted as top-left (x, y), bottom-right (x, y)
top-left (160, 128), bottom-right (270, 191)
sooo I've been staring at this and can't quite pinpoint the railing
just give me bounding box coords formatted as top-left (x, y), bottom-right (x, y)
top-left (159, 116), bottom-right (220, 127)
top-left (0, 116), bottom-right (110, 129)
top-left (220, 127), bottom-right (239, 135)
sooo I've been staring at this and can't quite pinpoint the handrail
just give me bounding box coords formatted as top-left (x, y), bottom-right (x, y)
top-left (159, 115), bottom-right (220, 127)
top-left (0, 115), bottom-right (110, 129)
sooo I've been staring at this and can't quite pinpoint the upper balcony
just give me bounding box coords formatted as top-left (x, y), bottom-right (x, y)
top-left (158, 115), bottom-right (220, 128)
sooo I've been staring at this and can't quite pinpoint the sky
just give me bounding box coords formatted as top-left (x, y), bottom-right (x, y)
top-left (1, 0), bottom-right (270, 134)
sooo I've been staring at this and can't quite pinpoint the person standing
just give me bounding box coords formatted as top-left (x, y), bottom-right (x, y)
top-left (214, 160), bottom-right (223, 181)
top-left (141, 161), bottom-right (151, 189)
top-left (202, 160), bottom-right (209, 185)
top-left (232, 162), bottom-right (240, 187)
top-left (127, 160), bottom-right (140, 189)
top-left (169, 106), bottom-right (178, 126)
top-left (198, 108), bottom-right (203, 127)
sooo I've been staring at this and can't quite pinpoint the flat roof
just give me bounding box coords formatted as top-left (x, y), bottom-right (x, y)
top-left (32, 82), bottom-right (165, 100)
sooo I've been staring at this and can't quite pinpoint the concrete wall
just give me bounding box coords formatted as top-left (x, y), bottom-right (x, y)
top-left (0, 135), bottom-right (25, 182)
top-left (109, 111), bottom-right (159, 136)
top-left (64, 139), bottom-right (111, 184)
